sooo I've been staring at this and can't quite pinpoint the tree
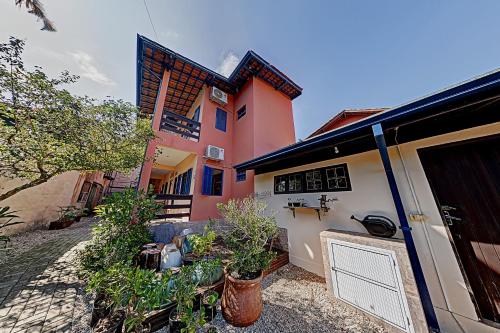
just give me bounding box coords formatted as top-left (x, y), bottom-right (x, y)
top-left (15, 0), bottom-right (56, 31)
top-left (0, 37), bottom-right (155, 201)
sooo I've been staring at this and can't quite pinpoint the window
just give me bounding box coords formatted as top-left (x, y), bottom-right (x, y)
top-left (237, 105), bottom-right (246, 120)
top-left (236, 170), bottom-right (246, 182)
top-left (288, 174), bottom-right (302, 192)
top-left (273, 163), bottom-right (351, 194)
top-left (202, 166), bottom-right (223, 196)
top-left (215, 108), bottom-right (227, 132)
top-left (306, 170), bottom-right (322, 191)
top-left (326, 166), bottom-right (348, 190)
top-left (274, 175), bottom-right (286, 193)
top-left (77, 181), bottom-right (91, 202)
top-left (192, 106), bottom-right (200, 122)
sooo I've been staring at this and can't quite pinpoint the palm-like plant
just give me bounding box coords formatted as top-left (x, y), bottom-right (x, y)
top-left (15, 0), bottom-right (56, 32)
top-left (0, 206), bottom-right (23, 248)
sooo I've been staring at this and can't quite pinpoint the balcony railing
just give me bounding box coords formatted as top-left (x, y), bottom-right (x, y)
top-left (155, 194), bottom-right (193, 220)
top-left (160, 110), bottom-right (201, 142)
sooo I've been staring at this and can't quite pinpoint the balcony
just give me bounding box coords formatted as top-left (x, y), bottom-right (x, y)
top-left (160, 110), bottom-right (201, 142)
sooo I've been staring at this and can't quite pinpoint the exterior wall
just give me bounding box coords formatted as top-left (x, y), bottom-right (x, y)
top-left (0, 172), bottom-right (80, 235)
top-left (141, 69), bottom-right (297, 220)
top-left (254, 122), bottom-right (500, 333)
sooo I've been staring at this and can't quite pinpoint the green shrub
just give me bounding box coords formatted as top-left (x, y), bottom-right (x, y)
top-left (189, 223), bottom-right (217, 257)
top-left (217, 197), bottom-right (278, 279)
top-left (77, 188), bottom-right (159, 277)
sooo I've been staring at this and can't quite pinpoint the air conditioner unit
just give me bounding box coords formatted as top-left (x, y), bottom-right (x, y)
top-left (206, 145), bottom-right (224, 161)
top-left (210, 86), bottom-right (228, 105)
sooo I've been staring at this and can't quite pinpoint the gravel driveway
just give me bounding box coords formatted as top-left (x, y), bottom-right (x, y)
top-left (209, 264), bottom-right (387, 333)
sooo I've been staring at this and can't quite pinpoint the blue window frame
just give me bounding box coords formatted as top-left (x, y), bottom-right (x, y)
top-left (202, 166), bottom-right (223, 196)
top-left (236, 170), bottom-right (246, 182)
top-left (215, 108), bottom-right (227, 132)
top-left (192, 106), bottom-right (200, 122)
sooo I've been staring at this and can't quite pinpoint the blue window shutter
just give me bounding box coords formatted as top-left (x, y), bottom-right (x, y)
top-left (202, 166), bottom-right (213, 195)
top-left (215, 108), bottom-right (227, 132)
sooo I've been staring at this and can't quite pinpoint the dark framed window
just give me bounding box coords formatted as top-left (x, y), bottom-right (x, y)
top-left (306, 170), bottom-right (322, 191)
top-left (215, 108), bottom-right (227, 132)
top-left (236, 170), bottom-right (246, 182)
top-left (274, 175), bottom-right (286, 193)
top-left (288, 173), bottom-right (302, 192)
top-left (202, 166), bottom-right (223, 196)
top-left (237, 105), bottom-right (246, 120)
top-left (273, 163), bottom-right (351, 194)
top-left (192, 106), bottom-right (200, 122)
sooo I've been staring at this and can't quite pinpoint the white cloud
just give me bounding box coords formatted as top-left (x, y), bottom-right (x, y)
top-left (69, 51), bottom-right (115, 86)
top-left (216, 51), bottom-right (240, 77)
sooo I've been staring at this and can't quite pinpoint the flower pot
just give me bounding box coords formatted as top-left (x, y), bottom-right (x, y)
top-left (168, 310), bottom-right (187, 333)
top-left (221, 272), bottom-right (263, 327)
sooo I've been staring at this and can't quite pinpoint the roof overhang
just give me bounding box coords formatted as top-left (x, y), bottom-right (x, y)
top-left (136, 35), bottom-right (302, 116)
top-left (235, 69), bottom-right (500, 174)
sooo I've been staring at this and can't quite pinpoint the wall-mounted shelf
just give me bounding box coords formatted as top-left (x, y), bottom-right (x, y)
top-left (283, 206), bottom-right (330, 220)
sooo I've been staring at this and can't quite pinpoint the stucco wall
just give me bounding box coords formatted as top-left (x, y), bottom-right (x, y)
top-left (0, 171), bottom-right (80, 235)
top-left (254, 122), bottom-right (500, 333)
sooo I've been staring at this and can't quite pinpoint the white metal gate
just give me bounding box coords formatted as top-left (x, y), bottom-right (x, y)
top-left (327, 239), bottom-right (414, 333)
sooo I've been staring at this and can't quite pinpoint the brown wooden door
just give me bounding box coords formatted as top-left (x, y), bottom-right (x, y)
top-left (419, 135), bottom-right (500, 324)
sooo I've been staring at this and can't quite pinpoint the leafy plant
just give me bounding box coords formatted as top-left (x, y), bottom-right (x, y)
top-left (77, 189), bottom-right (159, 277)
top-left (0, 37), bottom-right (154, 202)
top-left (87, 263), bottom-right (173, 332)
top-left (0, 206), bottom-right (23, 247)
top-left (202, 290), bottom-right (218, 308)
top-left (189, 224), bottom-right (217, 257)
top-left (171, 265), bottom-right (205, 333)
top-left (217, 197), bottom-right (278, 279)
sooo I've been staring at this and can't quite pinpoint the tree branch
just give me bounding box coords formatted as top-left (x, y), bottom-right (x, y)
top-left (0, 175), bottom-right (50, 202)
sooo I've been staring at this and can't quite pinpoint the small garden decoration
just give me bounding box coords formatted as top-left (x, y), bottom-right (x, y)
top-left (217, 197), bottom-right (278, 327)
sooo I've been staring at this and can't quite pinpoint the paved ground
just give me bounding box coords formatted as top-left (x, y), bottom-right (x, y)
top-left (0, 219), bottom-right (93, 333)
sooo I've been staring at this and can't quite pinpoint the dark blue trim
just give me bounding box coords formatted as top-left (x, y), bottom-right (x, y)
top-left (372, 123), bottom-right (440, 333)
top-left (235, 69), bottom-right (500, 171)
top-left (236, 170), bottom-right (246, 182)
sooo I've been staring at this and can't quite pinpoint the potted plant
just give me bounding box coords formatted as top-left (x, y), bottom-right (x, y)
top-left (169, 265), bottom-right (204, 333)
top-left (217, 197), bottom-right (278, 327)
top-left (200, 290), bottom-right (218, 322)
top-left (182, 224), bottom-right (216, 265)
top-left (193, 258), bottom-right (223, 287)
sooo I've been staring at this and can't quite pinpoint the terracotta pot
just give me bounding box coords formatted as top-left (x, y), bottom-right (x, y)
top-left (221, 272), bottom-right (263, 327)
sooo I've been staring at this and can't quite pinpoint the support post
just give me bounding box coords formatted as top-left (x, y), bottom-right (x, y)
top-left (138, 69), bottom-right (170, 192)
top-left (372, 123), bottom-right (440, 333)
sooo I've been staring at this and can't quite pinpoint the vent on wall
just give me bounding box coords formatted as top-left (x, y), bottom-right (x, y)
top-left (327, 239), bottom-right (414, 333)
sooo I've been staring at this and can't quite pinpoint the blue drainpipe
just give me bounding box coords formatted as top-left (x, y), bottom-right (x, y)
top-left (372, 123), bottom-right (440, 332)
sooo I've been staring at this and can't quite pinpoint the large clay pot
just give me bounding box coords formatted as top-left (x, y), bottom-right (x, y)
top-left (221, 272), bottom-right (263, 327)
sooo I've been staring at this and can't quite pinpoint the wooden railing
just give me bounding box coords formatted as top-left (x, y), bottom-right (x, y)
top-left (155, 194), bottom-right (193, 220)
top-left (159, 110), bottom-right (201, 142)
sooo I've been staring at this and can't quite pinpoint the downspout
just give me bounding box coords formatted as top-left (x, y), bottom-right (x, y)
top-left (394, 128), bottom-right (466, 333)
top-left (372, 123), bottom-right (440, 332)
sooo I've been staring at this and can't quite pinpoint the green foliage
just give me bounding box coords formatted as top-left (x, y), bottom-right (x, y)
top-left (189, 224), bottom-right (217, 257)
top-left (171, 265), bottom-right (206, 332)
top-left (86, 263), bottom-right (173, 332)
top-left (77, 189), bottom-right (159, 277)
top-left (217, 197), bottom-right (278, 279)
top-left (0, 37), bottom-right (154, 201)
top-left (0, 206), bottom-right (23, 246)
top-left (14, 1), bottom-right (56, 31)
top-left (202, 290), bottom-right (218, 307)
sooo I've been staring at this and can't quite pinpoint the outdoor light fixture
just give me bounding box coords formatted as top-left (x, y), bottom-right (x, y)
top-left (334, 146), bottom-right (339, 154)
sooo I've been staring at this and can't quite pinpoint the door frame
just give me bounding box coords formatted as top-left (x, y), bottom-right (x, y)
top-left (417, 134), bottom-right (500, 328)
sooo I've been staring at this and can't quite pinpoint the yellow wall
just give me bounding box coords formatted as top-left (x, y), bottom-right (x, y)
top-left (254, 122), bottom-right (500, 333)
top-left (0, 171), bottom-right (81, 235)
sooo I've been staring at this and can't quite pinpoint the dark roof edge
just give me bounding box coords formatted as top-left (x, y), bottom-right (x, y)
top-left (235, 69), bottom-right (500, 171)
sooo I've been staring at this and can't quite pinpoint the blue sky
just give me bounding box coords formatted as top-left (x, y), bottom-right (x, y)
top-left (1, 1), bottom-right (500, 139)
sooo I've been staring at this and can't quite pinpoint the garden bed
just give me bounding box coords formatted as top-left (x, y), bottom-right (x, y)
top-left (90, 250), bottom-right (289, 332)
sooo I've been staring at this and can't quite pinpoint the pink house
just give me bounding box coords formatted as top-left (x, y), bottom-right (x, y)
top-left (136, 35), bottom-right (301, 221)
